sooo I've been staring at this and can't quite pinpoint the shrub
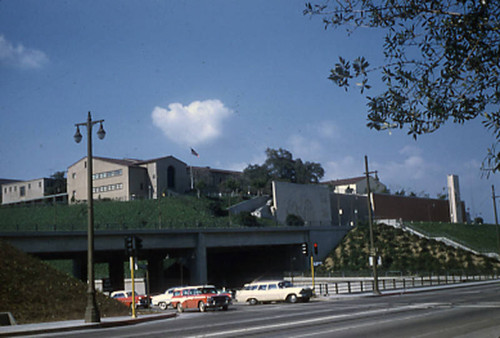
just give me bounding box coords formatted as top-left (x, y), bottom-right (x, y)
top-left (286, 214), bottom-right (304, 226)
top-left (236, 211), bottom-right (259, 227)
top-left (208, 201), bottom-right (228, 217)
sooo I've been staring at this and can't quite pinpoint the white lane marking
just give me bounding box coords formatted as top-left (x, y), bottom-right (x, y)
top-left (288, 310), bottom-right (442, 338)
top-left (187, 303), bottom-right (442, 338)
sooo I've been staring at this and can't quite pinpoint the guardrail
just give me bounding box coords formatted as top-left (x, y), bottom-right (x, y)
top-left (376, 219), bottom-right (500, 260)
top-left (287, 274), bottom-right (500, 296)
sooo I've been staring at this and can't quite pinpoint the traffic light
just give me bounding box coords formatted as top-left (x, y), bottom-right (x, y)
top-left (125, 235), bottom-right (143, 256)
top-left (301, 242), bottom-right (309, 256)
top-left (313, 242), bottom-right (318, 255)
top-left (133, 236), bottom-right (143, 253)
top-left (125, 236), bottom-right (133, 256)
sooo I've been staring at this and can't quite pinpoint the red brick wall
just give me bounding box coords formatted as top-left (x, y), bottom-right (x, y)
top-left (372, 193), bottom-right (450, 222)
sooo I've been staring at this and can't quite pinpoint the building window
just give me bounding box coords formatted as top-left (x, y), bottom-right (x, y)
top-left (28, 183), bottom-right (31, 189)
top-left (167, 166), bottom-right (175, 189)
top-left (93, 182), bottom-right (123, 194)
top-left (20, 186), bottom-right (25, 196)
top-left (38, 182), bottom-right (42, 188)
top-left (72, 172), bottom-right (76, 179)
top-left (92, 169), bottom-right (123, 180)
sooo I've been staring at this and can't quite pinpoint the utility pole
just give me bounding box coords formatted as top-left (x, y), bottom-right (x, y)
top-left (365, 155), bottom-right (380, 295)
top-left (492, 185), bottom-right (500, 255)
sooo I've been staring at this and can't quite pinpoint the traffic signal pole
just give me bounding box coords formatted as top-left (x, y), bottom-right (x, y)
top-left (302, 242), bottom-right (315, 290)
top-left (125, 235), bottom-right (142, 318)
top-left (310, 255), bottom-right (315, 291)
top-left (130, 255), bottom-right (136, 318)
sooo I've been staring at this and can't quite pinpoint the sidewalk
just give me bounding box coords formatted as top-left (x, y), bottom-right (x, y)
top-left (0, 312), bottom-right (176, 337)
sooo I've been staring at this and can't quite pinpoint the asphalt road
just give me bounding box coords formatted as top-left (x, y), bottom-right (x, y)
top-left (36, 283), bottom-right (500, 338)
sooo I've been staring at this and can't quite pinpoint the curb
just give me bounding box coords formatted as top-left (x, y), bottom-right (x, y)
top-left (0, 312), bottom-right (177, 337)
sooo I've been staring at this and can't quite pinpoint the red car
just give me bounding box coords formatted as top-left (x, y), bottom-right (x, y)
top-left (110, 290), bottom-right (149, 308)
top-left (170, 285), bottom-right (231, 312)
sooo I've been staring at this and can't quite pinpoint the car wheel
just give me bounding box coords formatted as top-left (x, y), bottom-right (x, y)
top-left (221, 305), bottom-right (228, 311)
top-left (198, 301), bottom-right (206, 312)
top-left (248, 298), bottom-right (258, 306)
top-left (177, 303), bottom-right (184, 313)
top-left (287, 294), bottom-right (298, 303)
top-left (159, 302), bottom-right (168, 311)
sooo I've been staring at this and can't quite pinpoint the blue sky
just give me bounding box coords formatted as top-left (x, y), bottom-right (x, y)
top-left (0, 0), bottom-right (498, 222)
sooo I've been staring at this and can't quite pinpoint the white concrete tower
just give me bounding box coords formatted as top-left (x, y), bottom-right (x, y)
top-left (447, 174), bottom-right (464, 223)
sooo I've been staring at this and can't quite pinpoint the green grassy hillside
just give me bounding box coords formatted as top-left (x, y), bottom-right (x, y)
top-left (408, 222), bottom-right (499, 253)
top-left (0, 195), bottom-right (271, 231)
top-left (0, 240), bottom-right (129, 324)
top-left (317, 222), bottom-right (500, 276)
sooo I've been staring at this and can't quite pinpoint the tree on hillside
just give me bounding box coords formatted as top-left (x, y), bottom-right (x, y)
top-left (243, 148), bottom-right (325, 194)
top-left (304, 1), bottom-right (500, 173)
top-left (243, 164), bottom-right (271, 195)
top-left (194, 180), bottom-right (207, 199)
top-left (45, 171), bottom-right (67, 195)
top-left (219, 178), bottom-right (242, 195)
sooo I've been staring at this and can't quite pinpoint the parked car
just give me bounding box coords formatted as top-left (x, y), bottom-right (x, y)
top-left (110, 290), bottom-right (149, 308)
top-left (170, 285), bottom-right (232, 312)
top-left (235, 280), bottom-right (312, 305)
top-left (151, 286), bottom-right (180, 310)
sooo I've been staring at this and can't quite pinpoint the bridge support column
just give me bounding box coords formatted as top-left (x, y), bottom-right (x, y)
top-left (148, 256), bottom-right (164, 293)
top-left (73, 256), bottom-right (87, 282)
top-left (191, 232), bottom-right (207, 285)
top-left (108, 256), bottom-right (124, 291)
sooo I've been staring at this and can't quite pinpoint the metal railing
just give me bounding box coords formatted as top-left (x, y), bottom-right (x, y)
top-left (287, 274), bottom-right (500, 296)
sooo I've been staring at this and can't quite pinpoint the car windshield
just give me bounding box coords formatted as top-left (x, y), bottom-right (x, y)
top-left (278, 281), bottom-right (293, 289)
top-left (200, 288), bottom-right (217, 294)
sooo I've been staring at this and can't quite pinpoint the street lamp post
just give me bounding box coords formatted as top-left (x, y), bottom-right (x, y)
top-left (74, 111), bottom-right (106, 323)
top-left (365, 155), bottom-right (380, 295)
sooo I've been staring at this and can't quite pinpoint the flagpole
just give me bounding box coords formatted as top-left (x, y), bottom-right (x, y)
top-left (190, 166), bottom-right (194, 190)
top-left (189, 148), bottom-right (199, 190)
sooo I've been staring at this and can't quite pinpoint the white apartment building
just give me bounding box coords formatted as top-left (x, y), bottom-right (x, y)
top-left (323, 176), bottom-right (387, 194)
top-left (1, 178), bottom-right (58, 205)
top-left (67, 156), bottom-right (190, 203)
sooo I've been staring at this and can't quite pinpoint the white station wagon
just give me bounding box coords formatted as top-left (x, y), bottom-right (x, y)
top-left (235, 280), bottom-right (312, 305)
top-left (151, 286), bottom-right (180, 310)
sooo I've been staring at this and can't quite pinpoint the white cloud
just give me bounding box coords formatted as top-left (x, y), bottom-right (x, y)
top-left (323, 156), bottom-right (360, 180)
top-left (316, 121), bottom-right (340, 139)
top-left (372, 146), bottom-right (445, 196)
top-left (151, 99), bottom-right (233, 146)
top-left (399, 145), bottom-right (423, 157)
top-left (288, 134), bottom-right (323, 160)
top-left (285, 121), bottom-right (340, 161)
top-left (0, 35), bottom-right (48, 69)
top-left (378, 151), bottom-right (437, 181)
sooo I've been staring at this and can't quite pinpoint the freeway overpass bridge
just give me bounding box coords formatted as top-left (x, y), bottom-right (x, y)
top-left (1, 226), bottom-right (352, 291)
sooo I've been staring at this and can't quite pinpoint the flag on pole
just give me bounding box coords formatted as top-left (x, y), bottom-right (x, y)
top-left (190, 148), bottom-right (199, 157)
